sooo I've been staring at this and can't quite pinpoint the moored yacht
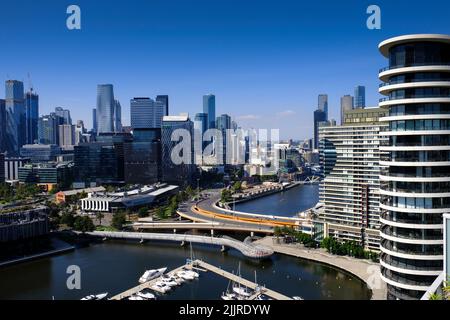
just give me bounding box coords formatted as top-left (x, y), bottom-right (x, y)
top-left (80, 292), bottom-right (108, 300)
top-left (139, 267), bottom-right (167, 284)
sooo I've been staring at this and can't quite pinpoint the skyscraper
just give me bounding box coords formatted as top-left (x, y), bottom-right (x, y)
top-left (340, 95), bottom-right (354, 125)
top-left (156, 95), bottom-right (169, 116)
top-left (203, 94), bottom-right (216, 129)
top-left (4, 80), bottom-right (26, 156)
top-left (58, 124), bottom-right (76, 148)
top-left (114, 100), bottom-right (122, 133)
top-left (354, 85), bottom-right (366, 109)
top-left (0, 99), bottom-right (5, 152)
top-left (96, 84), bottom-right (115, 134)
top-left (25, 91), bottom-right (39, 144)
top-left (55, 107), bottom-right (72, 125)
top-left (318, 108), bottom-right (388, 251)
top-left (194, 113), bottom-right (208, 164)
top-left (313, 109), bottom-right (327, 150)
top-left (161, 114), bottom-right (194, 185)
top-left (318, 94), bottom-right (329, 120)
top-left (378, 34), bottom-right (450, 300)
top-left (130, 97), bottom-right (165, 129)
top-left (92, 108), bottom-right (97, 133)
top-left (38, 113), bottom-right (63, 145)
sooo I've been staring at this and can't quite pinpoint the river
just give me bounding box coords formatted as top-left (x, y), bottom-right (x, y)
top-left (234, 184), bottom-right (319, 216)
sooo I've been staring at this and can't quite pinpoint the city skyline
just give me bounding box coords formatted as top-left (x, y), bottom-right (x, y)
top-left (1, 1), bottom-right (450, 139)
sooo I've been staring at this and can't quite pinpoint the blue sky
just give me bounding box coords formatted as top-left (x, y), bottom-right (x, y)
top-left (1, 0), bottom-right (450, 139)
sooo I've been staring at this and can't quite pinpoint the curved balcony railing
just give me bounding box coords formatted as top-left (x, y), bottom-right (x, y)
top-left (380, 213), bottom-right (443, 226)
top-left (381, 226), bottom-right (443, 241)
top-left (381, 253), bottom-right (443, 272)
top-left (379, 62), bottom-right (450, 74)
top-left (380, 94), bottom-right (450, 102)
top-left (381, 240), bottom-right (443, 256)
top-left (382, 268), bottom-right (435, 287)
top-left (380, 78), bottom-right (450, 87)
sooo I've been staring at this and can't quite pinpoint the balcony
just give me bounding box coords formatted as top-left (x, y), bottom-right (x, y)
top-left (379, 62), bottom-right (450, 74)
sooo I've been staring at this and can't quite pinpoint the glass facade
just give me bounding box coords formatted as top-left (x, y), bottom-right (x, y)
top-left (379, 36), bottom-right (450, 300)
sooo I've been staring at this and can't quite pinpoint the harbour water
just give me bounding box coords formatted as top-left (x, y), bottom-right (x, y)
top-left (0, 239), bottom-right (371, 300)
top-left (235, 184), bottom-right (319, 216)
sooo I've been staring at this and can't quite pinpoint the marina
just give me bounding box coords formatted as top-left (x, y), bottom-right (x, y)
top-left (111, 259), bottom-right (292, 300)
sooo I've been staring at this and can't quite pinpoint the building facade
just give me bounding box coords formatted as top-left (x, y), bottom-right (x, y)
top-left (0, 99), bottom-right (5, 152)
top-left (161, 115), bottom-right (195, 185)
top-left (318, 94), bottom-right (329, 120)
top-left (318, 108), bottom-right (388, 251)
top-left (340, 95), bottom-right (354, 125)
top-left (25, 91), bottom-right (39, 145)
top-left (378, 34), bottom-right (450, 300)
top-left (4, 80), bottom-right (26, 156)
top-left (156, 95), bottom-right (169, 116)
top-left (96, 84), bottom-right (115, 134)
top-left (203, 94), bottom-right (216, 129)
top-left (38, 113), bottom-right (64, 145)
top-left (130, 97), bottom-right (165, 129)
top-left (4, 157), bottom-right (31, 181)
top-left (58, 124), bottom-right (76, 148)
top-left (354, 85), bottom-right (366, 109)
top-left (19, 144), bottom-right (61, 162)
top-left (313, 109), bottom-right (327, 150)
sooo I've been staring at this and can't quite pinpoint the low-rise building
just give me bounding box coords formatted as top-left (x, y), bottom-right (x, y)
top-left (18, 162), bottom-right (74, 191)
top-left (0, 206), bottom-right (48, 242)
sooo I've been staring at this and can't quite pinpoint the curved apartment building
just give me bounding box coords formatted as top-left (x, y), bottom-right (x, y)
top-left (378, 34), bottom-right (450, 300)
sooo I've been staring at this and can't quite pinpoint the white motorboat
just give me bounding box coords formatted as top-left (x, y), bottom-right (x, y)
top-left (184, 269), bottom-right (199, 278)
top-left (221, 292), bottom-right (236, 300)
top-left (80, 292), bottom-right (108, 300)
top-left (151, 281), bottom-right (171, 293)
top-left (139, 267), bottom-right (167, 284)
top-left (160, 276), bottom-right (179, 287)
top-left (232, 285), bottom-right (252, 297)
top-left (128, 295), bottom-right (144, 300)
top-left (292, 296), bottom-right (303, 300)
top-left (177, 270), bottom-right (195, 280)
top-left (137, 291), bottom-right (156, 300)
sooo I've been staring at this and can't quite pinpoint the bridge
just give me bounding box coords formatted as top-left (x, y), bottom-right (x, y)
top-left (132, 221), bottom-right (274, 234)
top-left (87, 231), bottom-right (274, 259)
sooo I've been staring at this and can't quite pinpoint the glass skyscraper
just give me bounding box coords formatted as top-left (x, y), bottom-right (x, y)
top-left (313, 109), bottom-right (327, 150)
top-left (114, 100), bottom-right (122, 132)
top-left (96, 84), bottom-right (115, 134)
top-left (318, 94), bottom-right (328, 120)
top-left (203, 94), bottom-right (216, 129)
top-left (156, 95), bottom-right (169, 116)
top-left (25, 91), bottom-right (39, 144)
top-left (354, 85), bottom-right (366, 109)
top-left (5, 80), bottom-right (26, 156)
top-left (340, 95), bottom-right (353, 125)
top-left (55, 107), bottom-right (72, 125)
top-left (378, 34), bottom-right (450, 300)
top-left (0, 99), bottom-right (5, 152)
top-left (130, 97), bottom-right (165, 129)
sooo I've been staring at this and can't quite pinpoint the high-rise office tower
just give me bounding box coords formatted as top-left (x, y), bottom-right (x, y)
top-left (92, 108), bottom-right (97, 133)
top-left (38, 113), bottom-right (64, 145)
top-left (54, 107), bottom-right (72, 125)
top-left (378, 34), bottom-right (450, 300)
top-left (156, 95), bottom-right (169, 116)
top-left (354, 85), bottom-right (366, 109)
top-left (114, 100), bottom-right (122, 132)
top-left (313, 109), bottom-right (327, 149)
top-left (4, 80), bottom-right (26, 156)
top-left (194, 113), bottom-right (208, 137)
top-left (0, 153), bottom-right (5, 183)
top-left (318, 108), bottom-right (388, 251)
top-left (96, 84), bottom-right (115, 134)
top-left (75, 120), bottom-right (86, 145)
top-left (203, 94), bottom-right (216, 129)
top-left (58, 124), bottom-right (76, 148)
top-left (25, 90), bottom-right (39, 144)
top-left (0, 99), bottom-right (5, 152)
top-left (340, 95), bottom-right (354, 125)
top-left (161, 114), bottom-right (194, 185)
top-left (130, 97), bottom-right (165, 129)
top-left (318, 94), bottom-right (329, 120)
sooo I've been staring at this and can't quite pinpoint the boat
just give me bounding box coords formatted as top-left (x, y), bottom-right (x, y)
top-left (160, 275), bottom-right (179, 287)
top-left (232, 285), bottom-right (252, 297)
top-left (80, 292), bottom-right (108, 300)
top-left (292, 296), bottom-right (303, 300)
top-left (182, 268), bottom-right (199, 278)
top-left (177, 270), bottom-right (195, 280)
top-left (221, 292), bottom-right (236, 300)
top-left (128, 295), bottom-right (144, 300)
top-left (256, 294), bottom-right (272, 300)
top-left (139, 267), bottom-right (167, 284)
top-left (137, 291), bottom-right (156, 300)
top-left (151, 281), bottom-right (171, 293)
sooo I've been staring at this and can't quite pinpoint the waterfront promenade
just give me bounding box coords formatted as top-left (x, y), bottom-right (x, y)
top-left (255, 237), bottom-right (387, 300)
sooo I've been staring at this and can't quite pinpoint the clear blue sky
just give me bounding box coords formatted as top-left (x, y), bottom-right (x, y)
top-left (1, 0), bottom-right (449, 139)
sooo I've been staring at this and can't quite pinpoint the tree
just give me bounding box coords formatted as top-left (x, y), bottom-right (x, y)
top-left (111, 212), bottom-right (127, 230)
top-left (155, 207), bottom-right (166, 220)
top-left (231, 181), bottom-right (242, 193)
top-left (73, 216), bottom-right (95, 233)
top-left (60, 211), bottom-right (75, 228)
top-left (95, 212), bottom-right (105, 225)
top-left (138, 207), bottom-right (149, 218)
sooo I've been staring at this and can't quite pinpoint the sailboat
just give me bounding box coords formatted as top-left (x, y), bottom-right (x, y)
top-left (221, 273), bottom-right (237, 300)
top-left (232, 262), bottom-right (253, 298)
